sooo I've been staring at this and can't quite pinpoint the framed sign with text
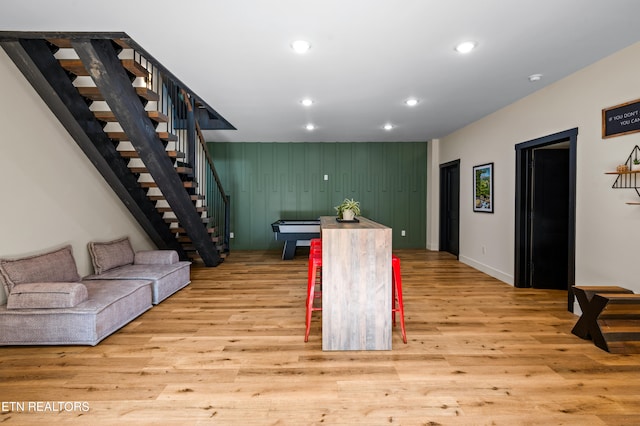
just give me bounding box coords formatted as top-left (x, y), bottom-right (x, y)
top-left (602, 99), bottom-right (640, 139)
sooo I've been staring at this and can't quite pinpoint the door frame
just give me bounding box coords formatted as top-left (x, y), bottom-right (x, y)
top-left (439, 159), bottom-right (460, 258)
top-left (514, 128), bottom-right (577, 311)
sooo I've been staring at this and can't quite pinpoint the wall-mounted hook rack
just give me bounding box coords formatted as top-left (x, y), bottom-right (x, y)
top-left (606, 145), bottom-right (640, 204)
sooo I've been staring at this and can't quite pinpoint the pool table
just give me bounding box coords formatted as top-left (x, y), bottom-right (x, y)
top-left (271, 219), bottom-right (321, 260)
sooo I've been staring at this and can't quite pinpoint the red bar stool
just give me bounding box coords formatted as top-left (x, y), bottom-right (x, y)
top-left (309, 238), bottom-right (322, 255)
top-left (304, 241), bottom-right (407, 344)
top-left (307, 237), bottom-right (322, 307)
top-left (392, 255), bottom-right (407, 343)
top-left (304, 247), bottom-right (322, 342)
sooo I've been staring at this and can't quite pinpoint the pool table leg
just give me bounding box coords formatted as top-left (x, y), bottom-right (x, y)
top-left (282, 240), bottom-right (297, 260)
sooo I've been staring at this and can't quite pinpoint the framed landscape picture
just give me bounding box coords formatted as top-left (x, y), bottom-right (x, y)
top-left (473, 163), bottom-right (493, 213)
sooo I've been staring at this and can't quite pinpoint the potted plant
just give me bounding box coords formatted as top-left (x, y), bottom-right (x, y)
top-left (632, 159), bottom-right (640, 172)
top-left (335, 198), bottom-right (361, 220)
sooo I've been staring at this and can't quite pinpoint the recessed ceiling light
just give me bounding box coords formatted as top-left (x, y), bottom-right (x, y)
top-left (528, 73), bottom-right (543, 82)
top-left (455, 41), bottom-right (476, 54)
top-left (383, 123), bottom-right (394, 131)
top-left (291, 40), bottom-right (311, 54)
top-left (305, 123), bottom-right (315, 131)
top-left (301, 98), bottom-right (314, 107)
top-left (405, 98), bottom-right (419, 107)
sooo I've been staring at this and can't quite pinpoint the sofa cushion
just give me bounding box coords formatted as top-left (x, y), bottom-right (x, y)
top-left (0, 245), bottom-right (81, 297)
top-left (0, 284), bottom-right (6, 306)
top-left (84, 261), bottom-right (191, 305)
top-left (134, 250), bottom-right (179, 265)
top-left (0, 279), bottom-right (152, 346)
top-left (7, 282), bottom-right (88, 309)
top-left (88, 237), bottom-right (135, 274)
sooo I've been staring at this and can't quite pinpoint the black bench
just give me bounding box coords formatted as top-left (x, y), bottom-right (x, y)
top-left (572, 286), bottom-right (640, 353)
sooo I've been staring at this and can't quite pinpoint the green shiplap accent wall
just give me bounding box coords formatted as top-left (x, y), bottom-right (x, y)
top-left (209, 142), bottom-right (427, 250)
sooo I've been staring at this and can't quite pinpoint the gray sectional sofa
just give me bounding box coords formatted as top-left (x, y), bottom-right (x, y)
top-left (83, 237), bottom-right (191, 305)
top-left (0, 237), bottom-right (191, 346)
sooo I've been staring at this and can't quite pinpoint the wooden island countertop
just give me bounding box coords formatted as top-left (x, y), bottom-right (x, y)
top-left (320, 216), bottom-right (392, 350)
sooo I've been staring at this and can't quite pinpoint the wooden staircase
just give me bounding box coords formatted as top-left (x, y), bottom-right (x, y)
top-left (0, 32), bottom-right (234, 265)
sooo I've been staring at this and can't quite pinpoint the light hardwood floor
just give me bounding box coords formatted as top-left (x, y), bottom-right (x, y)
top-left (1, 249), bottom-right (639, 425)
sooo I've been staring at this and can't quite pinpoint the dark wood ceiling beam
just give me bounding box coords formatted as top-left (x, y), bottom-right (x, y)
top-left (0, 38), bottom-right (187, 258)
top-left (72, 39), bottom-right (222, 266)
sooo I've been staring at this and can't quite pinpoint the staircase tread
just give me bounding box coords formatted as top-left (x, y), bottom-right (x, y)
top-left (59, 58), bottom-right (148, 78)
top-left (165, 217), bottom-right (210, 224)
top-left (118, 150), bottom-right (184, 159)
top-left (94, 110), bottom-right (168, 123)
top-left (129, 166), bottom-right (193, 174)
top-left (178, 235), bottom-right (220, 243)
top-left (173, 227), bottom-right (215, 234)
top-left (77, 86), bottom-right (159, 102)
top-left (108, 131), bottom-right (178, 142)
top-left (148, 194), bottom-right (203, 201)
top-left (140, 181), bottom-right (195, 188)
top-left (157, 206), bottom-right (206, 213)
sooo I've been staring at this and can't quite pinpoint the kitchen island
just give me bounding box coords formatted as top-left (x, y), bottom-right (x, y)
top-left (320, 216), bottom-right (392, 350)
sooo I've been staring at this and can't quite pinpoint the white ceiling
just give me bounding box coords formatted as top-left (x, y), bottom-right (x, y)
top-left (2, 0), bottom-right (640, 143)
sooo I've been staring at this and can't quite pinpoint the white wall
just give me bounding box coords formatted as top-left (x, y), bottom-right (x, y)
top-left (426, 138), bottom-right (440, 250)
top-left (0, 50), bottom-right (154, 280)
top-left (431, 41), bottom-right (640, 299)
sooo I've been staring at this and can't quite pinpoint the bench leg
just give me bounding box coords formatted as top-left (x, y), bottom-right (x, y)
top-left (572, 286), bottom-right (634, 341)
top-left (571, 289), bottom-right (593, 339)
top-left (588, 295), bottom-right (615, 352)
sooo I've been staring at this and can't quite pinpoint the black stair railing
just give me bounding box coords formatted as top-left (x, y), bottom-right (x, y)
top-left (130, 45), bottom-right (231, 257)
top-left (122, 47), bottom-right (229, 259)
top-left (192, 104), bottom-right (231, 255)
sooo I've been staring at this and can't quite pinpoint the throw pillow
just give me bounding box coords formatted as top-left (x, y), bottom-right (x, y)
top-left (134, 250), bottom-right (179, 265)
top-left (0, 245), bottom-right (81, 295)
top-left (7, 282), bottom-right (88, 309)
top-left (88, 237), bottom-right (135, 274)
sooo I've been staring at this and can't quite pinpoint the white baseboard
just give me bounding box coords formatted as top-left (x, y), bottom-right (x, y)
top-left (458, 255), bottom-right (514, 286)
top-left (458, 255), bottom-right (580, 316)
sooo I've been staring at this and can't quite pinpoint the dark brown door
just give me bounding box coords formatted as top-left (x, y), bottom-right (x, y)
top-left (440, 160), bottom-right (460, 257)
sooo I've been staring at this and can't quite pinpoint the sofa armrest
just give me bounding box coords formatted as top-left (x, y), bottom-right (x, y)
top-left (134, 250), bottom-right (179, 265)
top-left (7, 282), bottom-right (88, 309)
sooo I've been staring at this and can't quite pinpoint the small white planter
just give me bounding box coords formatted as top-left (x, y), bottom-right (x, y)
top-left (632, 163), bottom-right (640, 172)
top-left (342, 209), bottom-right (355, 221)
